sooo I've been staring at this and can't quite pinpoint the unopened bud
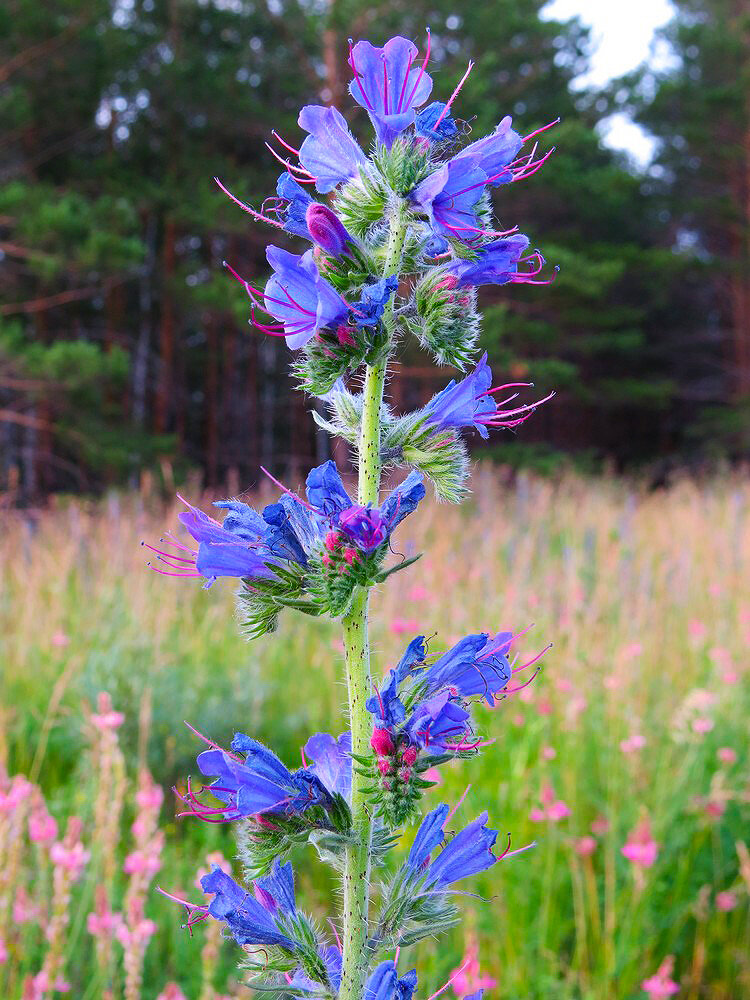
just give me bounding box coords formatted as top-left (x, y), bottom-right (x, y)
top-left (306, 203), bottom-right (353, 258)
top-left (401, 745), bottom-right (418, 767)
top-left (370, 728), bottom-right (395, 757)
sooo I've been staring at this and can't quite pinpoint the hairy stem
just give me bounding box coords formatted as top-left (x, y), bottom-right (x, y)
top-left (339, 200), bottom-right (406, 1000)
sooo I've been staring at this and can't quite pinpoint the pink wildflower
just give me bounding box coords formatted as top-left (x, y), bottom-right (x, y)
top-left (28, 809), bottom-right (58, 844)
top-left (157, 986), bottom-right (188, 1000)
top-left (591, 815), bottom-right (610, 835)
top-left (622, 816), bottom-right (659, 869)
top-left (715, 890), bottom-right (738, 912)
top-left (389, 618), bottom-right (420, 635)
top-left (50, 839), bottom-right (90, 880)
top-left (620, 734), bottom-right (646, 754)
top-left (688, 620), bottom-right (707, 641)
top-left (641, 956), bottom-right (679, 997)
top-left (575, 836), bottom-right (597, 857)
top-left (51, 630), bottom-right (70, 648)
top-left (717, 747), bottom-right (737, 764)
top-left (407, 585), bottom-right (430, 601)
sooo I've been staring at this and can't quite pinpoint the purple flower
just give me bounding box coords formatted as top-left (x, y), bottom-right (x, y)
top-left (443, 235), bottom-right (534, 288)
top-left (407, 803), bottom-right (450, 870)
top-left (406, 808), bottom-right (499, 888)
top-left (405, 691), bottom-right (471, 751)
top-left (451, 117), bottom-right (523, 185)
top-left (304, 732), bottom-right (352, 801)
top-left (143, 496), bottom-right (278, 589)
top-left (415, 101), bottom-right (459, 142)
top-left (199, 864), bottom-right (297, 949)
top-left (424, 351), bottom-right (554, 439)
top-left (410, 155), bottom-right (488, 242)
top-left (364, 961), bottom-right (418, 1000)
top-left (351, 274), bottom-right (399, 327)
top-left (348, 34), bottom-right (433, 148)
top-left (276, 173), bottom-right (313, 239)
top-left (254, 859), bottom-right (296, 915)
top-left (298, 105), bottom-right (367, 193)
top-left (306, 203), bottom-right (353, 257)
top-left (180, 733), bottom-right (333, 823)
top-left (306, 461), bottom-right (425, 553)
top-left (264, 246), bottom-right (349, 349)
top-left (421, 632), bottom-right (513, 706)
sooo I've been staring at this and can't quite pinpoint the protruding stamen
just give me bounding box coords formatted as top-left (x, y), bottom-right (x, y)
top-left (433, 61), bottom-right (474, 129)
top-left (522, 118), bottom-right (560, 143)
top-left (445, 783), bottom-right (472, 824)
top-left (213, 177), bottom-right (284, 229)
top-left (403, 28), bottom-right (431, 111)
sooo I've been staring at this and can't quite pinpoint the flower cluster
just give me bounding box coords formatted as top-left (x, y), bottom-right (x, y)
top-left (363, 632), bottom-right (547, 824)
top-left (215, 32), bottom-right (555, 394)
top-left (146, 460), bottom-right (425, 632)
top-left (154, 28), bottom-right (557, 1000)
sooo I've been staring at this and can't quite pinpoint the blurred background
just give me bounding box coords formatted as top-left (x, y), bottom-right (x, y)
top-left (1, 2), bottom-right (749, 999)
top-left (2, 0), bottom-right (749, 501)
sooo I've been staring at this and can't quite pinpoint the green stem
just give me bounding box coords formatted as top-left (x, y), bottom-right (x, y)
top-left (338, 200), bottom-right (406, 1000)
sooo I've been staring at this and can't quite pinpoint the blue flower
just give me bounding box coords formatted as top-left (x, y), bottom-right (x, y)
top-left (407, 803), bottom-right (450, 870)
top-left (348, 35), bottom-right (433, 148)
top-left (199, 864), bottom-right (297, 949)
top-left (264, 246), bottom-right (349, 349)
top-left (421, 632), bottom-right (513, 706)
top-left (185, 733), bottom-right (333, 822)
top-left (405, 808), bottom-right (499, 888)
top-left (415, 101), bottom-right (459, 142)
top-left (275, 173), bottom-right (313, 239)
top-left (364, 961), bottom-right (418, 1000)
top-left (410, 155), bottom-right (488, 242)
top-left (142, 497), bottom-right (278, 589)
top-left (451, 117), bottom-right (522, 185)
top-left (351, 274), bottom-right (399, 328)
top-left (304, 732), bottom-right (352, 801)
top-left (253, 859), bottom-right (297, 915)
top-left (444, 235), bottom-right (530, 288)
top-left (424, 349), bottom-right (554, 439)
top-left (298, 105), bottom-right (367, 193)
top-left (424, 352), bottom-right (496, 440)
top-left (405, 690), bottom-right (471, 751)
top-left (306, 461), bottom-right (425, 553)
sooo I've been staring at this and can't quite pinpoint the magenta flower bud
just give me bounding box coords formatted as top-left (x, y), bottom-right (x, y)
top-left (324, 530), bottom-right (341, 552)
top-left (305, 203), bottom-right (353, 258)
top-left (401, 745), bottom-right (418, 767)
top-left (370, 728), bottom-right (395, 757)
top-left (377, 758), bottom-right (391, 776)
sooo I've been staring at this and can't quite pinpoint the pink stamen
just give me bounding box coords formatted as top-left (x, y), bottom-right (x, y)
top-left (502, 841), bottom-right (536, 859)
top-left (504, 667), bottom-right (542, 695)
top-left (393, 946), bottom-right (401, 967)
top-left (522, 118), bottom-right (560, 143)
top-left (271, 129), bottom-right (301, 156)
top-left (433, 61), bottom-right (474, 129)
top-left (259, 466), bottom-right (320, 515)
top-left (300, 745), bottom-right (309, 769)
top-left (162, 531), bottom-right (196, 555)
top-left (348, 38), bottom-right (375, 111)
top-left (512, 146), bottom-right (556, 181)
top-left (396, 51), bottom-right (415, 113)
top-left (147, 563), bottom-right (201, 578)
top-left (183, 721), bottom-right (243, 760)
top-left (403, 28), bottom-right (431, 111)
top-left (141, 542), bottom-right (195, 564)
top-left (426, 958), bottom-right (471, 1000)
top-left (329, 919), bottom-right (343, 952)
top-left (496, 832), bottom-right (513, 860)
top-left (213, 177), bottom-right (284, 229)
top-left (264, 143), bottom-right (317, 181)
top-left (512, 643), bottom-right (553, 675)
top-left (445, 784), bottom-right (472, 824)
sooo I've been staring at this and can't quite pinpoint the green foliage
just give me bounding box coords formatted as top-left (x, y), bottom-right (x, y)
top-left (406, 270), bottom-right (481, 369)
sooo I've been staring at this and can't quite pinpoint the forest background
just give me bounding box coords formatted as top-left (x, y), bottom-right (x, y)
top-left (2, 0), bottom-right (750, 501)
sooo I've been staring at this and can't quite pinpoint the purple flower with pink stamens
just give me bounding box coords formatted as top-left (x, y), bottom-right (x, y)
top-left (410, 155), bottom-right (488, 242)
top-left (298, 105), bottom-right (367, 193)
top-left (178, 732), bottom-right (337, 825)
top-left (424, 351), bottom-right (554, 438)
top-left (264, 246), bottom-right (349, 349)
top-left (348, 34), bottom-right (433, 149)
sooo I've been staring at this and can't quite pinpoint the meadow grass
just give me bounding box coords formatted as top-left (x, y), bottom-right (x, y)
top-left (1, 469), bottom-right (748, 999)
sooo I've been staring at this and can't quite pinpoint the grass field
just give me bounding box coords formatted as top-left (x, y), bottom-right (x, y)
top-left (1, 469), bottom-right (749, 999)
